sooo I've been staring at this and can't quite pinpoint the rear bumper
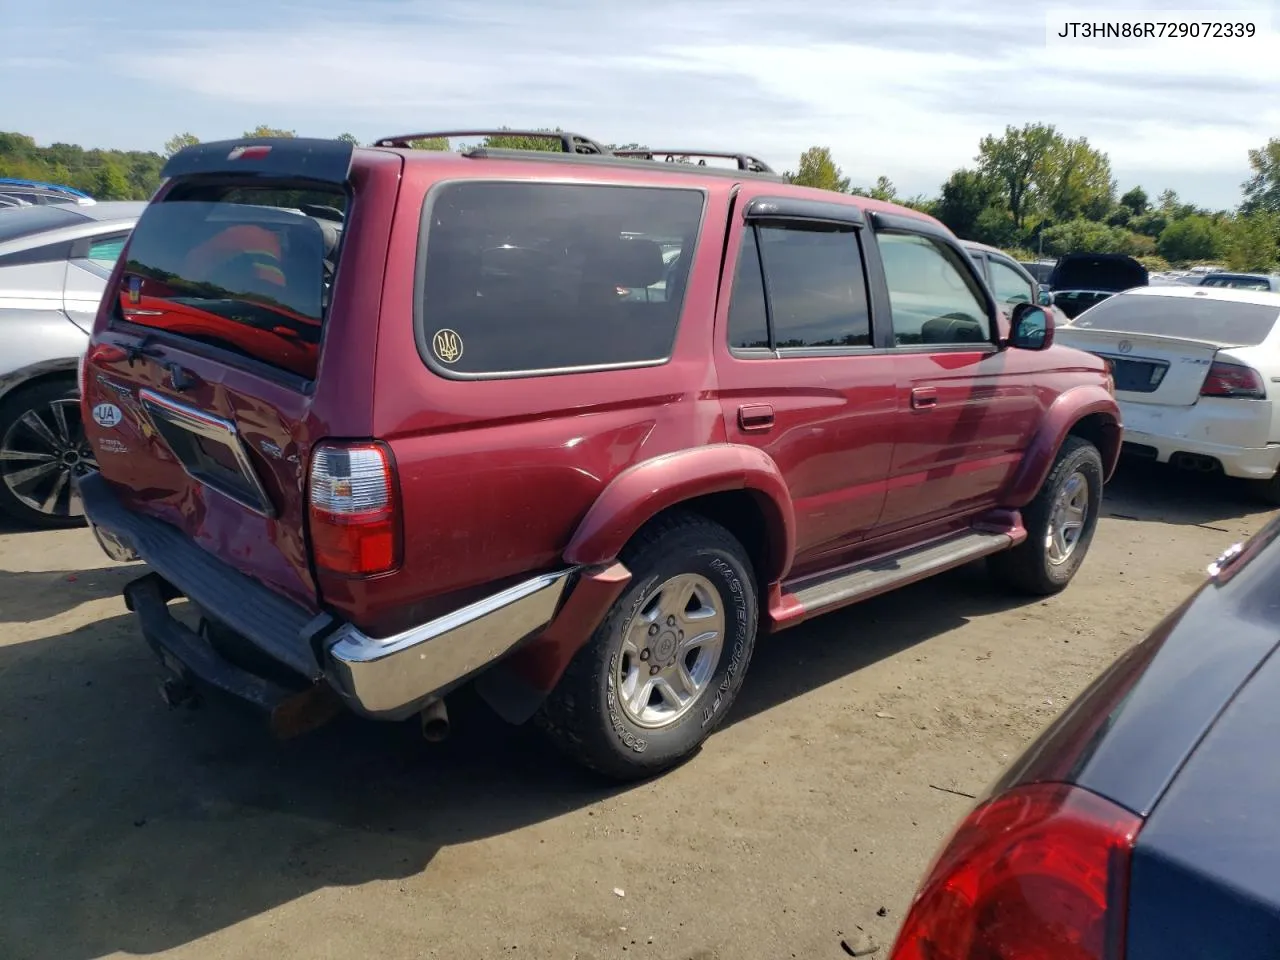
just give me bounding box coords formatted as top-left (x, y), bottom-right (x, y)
top-left (78, 471), bottom-right (576, 721)
top-left (1119, 398), bottom-right (1279, 479)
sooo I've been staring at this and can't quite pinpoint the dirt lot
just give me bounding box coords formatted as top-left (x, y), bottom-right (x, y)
top-left (0, 461), bottom-right (1273, 960)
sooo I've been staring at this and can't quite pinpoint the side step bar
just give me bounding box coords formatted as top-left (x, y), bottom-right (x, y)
top-left (787, 529), bottom-right (1020, 622)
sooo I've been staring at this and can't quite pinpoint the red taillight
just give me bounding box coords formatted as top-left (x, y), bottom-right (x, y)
top-left (1200, 360), bottom-right (1266, 399)
top-left (888, 783), bottom-right (1141, 960)
top-left (307, 442), bottom-right (401, 577)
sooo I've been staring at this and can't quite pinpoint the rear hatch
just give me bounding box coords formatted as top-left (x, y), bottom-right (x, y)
top-left (1059, 291), bottom-right (1280, 406)
top-left (80, 138), bottom-right (395, 609)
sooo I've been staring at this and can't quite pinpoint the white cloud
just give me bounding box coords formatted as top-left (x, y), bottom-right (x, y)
top-left (106, 0), bottom-right (1280, 207)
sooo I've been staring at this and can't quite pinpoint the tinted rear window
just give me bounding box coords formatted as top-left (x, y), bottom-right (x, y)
top-left (0, 204), bottom-right (86, 242)
top-left (116, 183), bottom-right (346, 380)
top-left (417, 181), bottom-right (704, 376)
top-left (1200, 275), bottom-right (1274, 291)
top-left (1073, 294), bottom-right (1280, 346)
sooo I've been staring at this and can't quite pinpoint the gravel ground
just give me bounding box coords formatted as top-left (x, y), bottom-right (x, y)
top-left (0, 461), bottom-right (1272, 960)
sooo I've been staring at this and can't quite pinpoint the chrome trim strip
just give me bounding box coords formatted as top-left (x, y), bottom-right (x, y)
top-left (325, 568), bottom-right (577, 719)
top-left (139, 388), bottom-right (275, 517)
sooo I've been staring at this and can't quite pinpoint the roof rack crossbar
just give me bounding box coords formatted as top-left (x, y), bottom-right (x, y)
top-left (372, 129), bottom-right (610, 155)
top-left (611, 149), bottom-right (776, 174)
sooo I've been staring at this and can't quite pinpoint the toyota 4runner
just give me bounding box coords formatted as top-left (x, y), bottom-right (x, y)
top-left (77, 132), bottom-right (1121, 780)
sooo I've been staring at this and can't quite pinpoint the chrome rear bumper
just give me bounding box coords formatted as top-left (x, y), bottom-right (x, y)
top-left (77, 471), bottom-right (576, 722)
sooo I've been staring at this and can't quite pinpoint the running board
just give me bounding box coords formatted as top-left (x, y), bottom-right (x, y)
top-left (787, 529), bottom-right (1018, 621)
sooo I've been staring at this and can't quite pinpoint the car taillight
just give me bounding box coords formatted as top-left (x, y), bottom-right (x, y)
top-left (1200, 360), bottom-right (1266, 399)
top-left (307, 442), bottom-right (401, 576)
top-left (888, 783), bottom-right (1141, 960)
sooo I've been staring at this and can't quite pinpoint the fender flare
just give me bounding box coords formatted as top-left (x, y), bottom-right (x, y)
top-left (563, 443), bottom-right (797, 583)
top-left (1002, 385), bottom-right (1122, 508)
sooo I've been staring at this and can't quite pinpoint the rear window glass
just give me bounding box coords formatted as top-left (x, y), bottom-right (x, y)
top-left (418, 182), bottom-right (704, 376)
top-left (116, 184), bottom-right (346, 380)
top-left (1073, 293), bottom-right (1280, 346)
top-left (0, 204), bottom-right (86, 243)
top-left (1200, 275), bottom-right (1273, 291)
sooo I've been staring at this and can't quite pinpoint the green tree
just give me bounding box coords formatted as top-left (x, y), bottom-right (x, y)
top-left (335, 132), bottom-right (360, 145)
top-left (1225, 212), bottom-right (1280, 271)
top-left (784, 146), bottom-right (850, 192)
top-left (481, 127), bottom-right (565, 151)
top-left (243, 125), bottom-right (297, 139)
top-left (407, 137), bottom-right (451, 151)
top-left (976, 122), bottom-right (1060, 230)
top-left (973, 206), bottom-right (1021, 248)
top-left (1039, 136), bottom-right (1114, 222)
top-left (1156, 214), bottom-right (1224, 263)
top-left (1040, 218), bottom-right (1152, 257)
top-left (851, 175), bottom-right (898, 201)
top-left (92, 161), bottom-right (131, 200)
top-left (1120, 186), bottom-right (1149, 216)
top-left (164, 132), bottom-right (200, 156)
top-left (1241, 138), bottom-right (1280, 214)
top-left (933, 168), bottom-right (998, 239)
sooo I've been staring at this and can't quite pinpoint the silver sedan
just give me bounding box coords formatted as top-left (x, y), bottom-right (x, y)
top-left (0, 201), bottom-right (144, 528)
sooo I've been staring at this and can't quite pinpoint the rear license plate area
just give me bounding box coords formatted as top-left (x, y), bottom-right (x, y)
top-left (1106, 356), bottom-right (1168, 393)
top-left (139, 388), bottom-right (275, 516)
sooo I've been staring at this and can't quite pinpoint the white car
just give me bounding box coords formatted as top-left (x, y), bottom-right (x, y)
top-left (1055, 285), bottom-right (1280, 502)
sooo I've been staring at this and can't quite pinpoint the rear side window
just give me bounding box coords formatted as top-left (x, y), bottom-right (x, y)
top-left (1200, 275), bottom-right (1273, 291)
top-left (727, 223), bottom-right (872, 351)
top-left (1073, 294), bottom-right (1280, 346)
top-left (417, 182), bottom-right (704, 377)
top-left (115, 183), bottom-right (347, 380)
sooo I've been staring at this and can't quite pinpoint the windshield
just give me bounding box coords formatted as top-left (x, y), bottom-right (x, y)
top-left (1072, 293), bottom-right (1280, 346)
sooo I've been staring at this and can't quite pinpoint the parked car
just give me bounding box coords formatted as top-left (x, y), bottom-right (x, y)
top-left (963, 240), bottom-right (1070, 327)
top-left (76, 134), bottom-right (1120, 780)
top-left (887, 511), bottom-right (1280, 960)
top-left (1049, 253), bottom-right (1149, 320)
top-left (1019, 259), bottom-right (1056, 284)
top-left (1197, 272), bottom-right (1280, 292)
top-left (0, 177), bottom-right (95, 207)
top-left (0, 201), bottom-right (143, 527)
top-left (1055, 285), bottom-right (1280, 502)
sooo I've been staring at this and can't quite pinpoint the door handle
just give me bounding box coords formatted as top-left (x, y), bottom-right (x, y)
top-left (910, 387), bottom-right (938, 410)
top-left (737, 403), bottom-right (775, 431)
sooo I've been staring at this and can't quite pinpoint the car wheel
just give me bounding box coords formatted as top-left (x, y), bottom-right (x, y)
top-left (0, 379), bottom-right (97, 530)
top-left (537, 511), bottom-right (758, 781)
top-left (989, 435), bottom-right (1103, 596)
top-left (1245, 471), bottom-right (1280, 506)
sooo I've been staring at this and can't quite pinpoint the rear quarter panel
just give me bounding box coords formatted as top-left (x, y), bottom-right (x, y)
top-left (0, 304), bottom-right (87, 398)
top-left (348, 158), bottom-right (737, 635)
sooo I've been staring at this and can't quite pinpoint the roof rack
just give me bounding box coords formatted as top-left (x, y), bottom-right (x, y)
top-left (611, 149), bottom-right (776, 174)
top-left (372, 129), bottom-right (610, 155)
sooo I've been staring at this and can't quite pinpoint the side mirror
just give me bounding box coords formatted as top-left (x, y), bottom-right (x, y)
top-left (1037, 285), bottom-right (1055, 307)
top-left (1009, 303), bottom-right (1054, 350)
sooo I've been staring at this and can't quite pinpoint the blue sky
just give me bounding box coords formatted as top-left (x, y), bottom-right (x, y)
top-left (4, 0), bottom-right (1278, 210)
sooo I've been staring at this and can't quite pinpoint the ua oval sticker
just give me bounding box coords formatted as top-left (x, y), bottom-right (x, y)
top-left (92, 403), bottom-right (123, 429)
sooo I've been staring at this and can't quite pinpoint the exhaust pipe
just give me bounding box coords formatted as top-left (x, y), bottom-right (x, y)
top-left (420, 698), bottom-right (450, 742)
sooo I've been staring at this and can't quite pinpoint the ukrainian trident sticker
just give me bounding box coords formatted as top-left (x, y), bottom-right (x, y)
top-left (432, 328), bottom-right (464, 364)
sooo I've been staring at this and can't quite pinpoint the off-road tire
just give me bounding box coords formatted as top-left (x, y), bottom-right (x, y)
top-left (536, 511), bottom-right (758, 781)
top-left (0, 379), bottom-right (89, 530)
top-left (988, 435), bottom-right (1103, 596)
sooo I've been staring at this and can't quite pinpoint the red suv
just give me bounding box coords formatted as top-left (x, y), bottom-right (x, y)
top-left (77, 132), bottom-right (1121, 780)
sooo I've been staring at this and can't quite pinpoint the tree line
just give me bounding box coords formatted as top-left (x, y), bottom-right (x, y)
top-left (785, 124), bottom-right (1280, 272)
top-left (3, 123), bottom-right (1277, 271)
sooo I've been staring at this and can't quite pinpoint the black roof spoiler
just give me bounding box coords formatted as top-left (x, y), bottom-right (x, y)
top-left (160, 138), bottom-right (355, 184)
top-left (611, 149), bottom-right (775, 174)
top-left (372, 129), bottom-right (610, 155)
